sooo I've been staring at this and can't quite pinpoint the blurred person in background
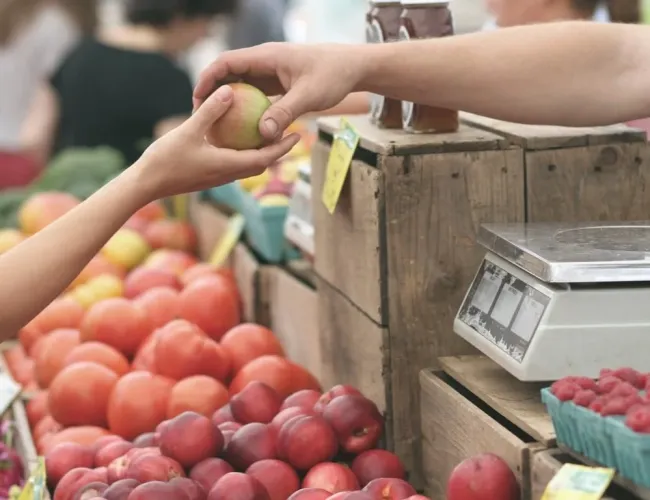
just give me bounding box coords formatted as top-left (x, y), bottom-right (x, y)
top-left (227, 0), bottom-right (288, 49)
top-left (0, 0), bottom-right (96, 189)
top-left (25, 0), bottom-right (236, 168)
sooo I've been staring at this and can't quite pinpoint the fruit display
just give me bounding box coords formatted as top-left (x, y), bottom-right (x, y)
top-left (543, 367), bottom-right (650, 488)
top-left (446, 454), bottom-right (519, 500)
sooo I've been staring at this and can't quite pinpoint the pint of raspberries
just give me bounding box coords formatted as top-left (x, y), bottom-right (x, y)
top-left (550, 368), bottom-right (650, 433)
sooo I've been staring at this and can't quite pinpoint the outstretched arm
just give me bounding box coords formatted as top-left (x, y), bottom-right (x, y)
top-left (195, 21), bottom-right (650, 138)
top-left (0, 85), bottom-right (299, 338)
top-left (360, 21), bottom-right (650, 127)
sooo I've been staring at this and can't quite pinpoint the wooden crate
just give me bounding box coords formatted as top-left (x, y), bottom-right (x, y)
top-left (532, 449), bottom-right (646, 500)
top-left (420, 355), bottom-right (555, 500)
top-left (267, 262), bottom-right (323, 382)
top-left (312, 115), bottom-right (648, 486)
top-left (461, 114), bottom-right (649, 222)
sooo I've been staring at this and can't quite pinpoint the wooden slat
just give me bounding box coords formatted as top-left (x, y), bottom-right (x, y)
top-left (316, 115), bottom-right (508, 155)
top-left (461, 113), bottom-right (646, 150)
top-left (311, 141), bottom-right (387, 325)
top-left (440, 355), bottom-right (555, 446)
top-left (420, 369), bottom-right (535, 500)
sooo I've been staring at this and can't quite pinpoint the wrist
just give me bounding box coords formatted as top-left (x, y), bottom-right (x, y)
top-left (115, 160), bottom-right (157, 211)
top-left (353, 42), bottom-right (395, 93)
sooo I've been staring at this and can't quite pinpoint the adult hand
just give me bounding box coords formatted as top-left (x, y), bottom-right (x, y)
top-left (136, 85), bottom-right (300, 201)
top-left (193, 43), bottom-right (368, 141)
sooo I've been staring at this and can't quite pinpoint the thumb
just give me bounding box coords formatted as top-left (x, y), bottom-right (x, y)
top-left (259, 83), bottom-right (313, 140)
top-left (189, 85), bottom-right (234, 133)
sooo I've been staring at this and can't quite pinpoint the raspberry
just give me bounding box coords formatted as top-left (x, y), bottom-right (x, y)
top-left (598, 376), bottom-right (622, 394)
top-left (601, 397), bottom-right (630, 416)
top-left (573, 389), bottom-right (597, 407)
top-left (609, 381), bottom-right (639, 398)
top-left (573, 377), bottom-right (598, 392)
top-left (589, 397), bottom-right (605, 414)
top-left (612, 367), bottom-right (644, 389)
top-left (551, 381), bottom-right (579, 401)
top-left (600, 368), bottom-right (614, 378)
top-left (626, 406), bottom-right (650, 433)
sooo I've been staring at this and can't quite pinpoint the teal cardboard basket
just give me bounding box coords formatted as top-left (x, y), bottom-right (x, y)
top-left (203, 182), bottom-right (299, 263)
top-left (541, 387), bottom-right (650, 488)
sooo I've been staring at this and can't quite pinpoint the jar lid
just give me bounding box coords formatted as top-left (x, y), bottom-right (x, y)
top-left (401, 0), bottom-right (449, 5)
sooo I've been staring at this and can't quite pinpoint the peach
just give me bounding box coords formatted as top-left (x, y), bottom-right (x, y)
top-left (134, 287), bottom-right (180, 331)
top-left (351, 450), bottom-right (405, 486)
top-left (207, 83), bottom-right (272, 151)
top-left (169, 477), bottom-right (206, 500)
top-left (281, 390), bottom-right (321, 412)
top-left (45, 443), bottom-right (95, 488)
top-left (190, 458), bottom-right (235, 493)
top-left (270, 407), bottom-right (316, 433)
top-left (128, 481), bottom-right (181, 499)
top-left (323, 396), bottom-right (382, 454)
top-left (125, 454), bottom-right (184, 483)
top-left (231, 381), bottom-right (282, 424)
top-left (144, 219), bottom-right (197, 253)
top-left (133, 432), bottom-right (157, 448)
top-left (207, 472), bottom-right (270, 500)
top-left (362, 479), bottom-right (416, 500)
top-left (95, 441), bottom-right (135, 468)
top-left (446, 453), bottom-right (519, 500)
top-left (277, 416), bottom-right (338, 470)
top-left (225, 423), bottom-right (277, 470)
top-left (72, 482), bottom-right (108, 500)
top-left (54, 468), bottom-right (106, 500)
top-left (288, 489), bottom-right (332, 500)
top-left (107, 447), bottom-right (161, 484)
top-left (92, 435), bottom-right (124, 454)
top-left (158, 411), bottom-right (224, 468)
top-left (303, 463), bottom-right (359, 494)
top-left (212, 405), bottom-right (235, 426)
top-left (246, 459), bottom-right (300, 500)
top-left (19, 192), bottom-right (80, 235)
top-left (103, 478), bottom-right (140, 499)
top-left (168, 375), bottom-right (229, 418)
top-left (313, 386), bottom-right (362, 414)
top-left (124, 267), bottom-right (181, 299)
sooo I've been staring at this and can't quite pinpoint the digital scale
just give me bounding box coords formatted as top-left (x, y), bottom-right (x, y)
top-left (454, 222), bottom-right (650, 381)
top-left (284, 162), bottom-right (314, 261)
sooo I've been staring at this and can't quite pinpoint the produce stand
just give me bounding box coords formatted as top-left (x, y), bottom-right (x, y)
top-left (314, 114), bottom-right (649, 488)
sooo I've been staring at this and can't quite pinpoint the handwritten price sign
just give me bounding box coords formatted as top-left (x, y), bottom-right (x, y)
top-left (321, 119), bottom-right (360, 215)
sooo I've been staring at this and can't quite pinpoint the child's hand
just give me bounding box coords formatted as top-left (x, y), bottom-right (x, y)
top-left (134, 85), bottom-right (300, 200)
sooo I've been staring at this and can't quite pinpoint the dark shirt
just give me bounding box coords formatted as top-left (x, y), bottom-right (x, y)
top-left (51, 38), bottom-right (193, 165)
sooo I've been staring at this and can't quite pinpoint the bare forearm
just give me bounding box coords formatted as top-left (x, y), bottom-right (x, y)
top-left (0, 164), bottom-right (152, 337)
top-left (358, 22), bottom-right (650, 126)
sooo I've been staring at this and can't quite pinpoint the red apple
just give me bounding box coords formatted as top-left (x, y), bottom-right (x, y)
top-left (277, 416), bottom-right (338, 470)
top-left (125, 454), bottom-right (185, 483)
top-left (446, 454), bottom-right (519, 500)
top-left (207, 472), bottom-right (270, 500)
top-left (314, 386), bottom-right (362, 414)
top-left (158, 411), bottom-right (224, 468)
top-left (281, 390), bottom-right (321, 411)
top-left (303, 463), bottom-right (359, 494)
top-left (190, 458), bottom-right (235, 493)
top-left (351, 450), bottom-right (405, 486)
top-left (323, 396), bottom-right (383, 454)
top-left (246, 459), bottom-right (300, 500)
top-left (231, 381), bottom-right (282, 424)
top-left (225, 423), bottom-right (277, 470)
top-left (288, 489), bottom-right (332, 500)
top-left (362, 479), bottom-right (416, 500)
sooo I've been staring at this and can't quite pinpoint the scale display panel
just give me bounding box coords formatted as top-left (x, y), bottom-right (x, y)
top-left (284, 164), bottom-right (314, 258)
top-left (457, 259), bottom-right (551, 363)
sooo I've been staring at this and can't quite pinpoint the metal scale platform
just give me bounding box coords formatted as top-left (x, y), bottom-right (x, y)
top-left (454, 222), bottom-right (650, 381)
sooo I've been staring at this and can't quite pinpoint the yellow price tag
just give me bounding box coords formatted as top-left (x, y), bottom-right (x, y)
top-left (172, 194), bottom-right (189, 221)
top-left (542, 464), bottom-right (615, 500)
top-left (321, 118), bottom-right (360, 215)
top-left (209, 214), bottom-right (245, 268)
top-left (12, 457), bottom-right (47, 500)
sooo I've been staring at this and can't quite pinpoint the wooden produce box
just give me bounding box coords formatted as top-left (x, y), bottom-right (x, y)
top-left (313, 115), bottom-right (649, 487)
top-left (420, 355), bottom-right (555, 500)
top-left (189, 195), bottom-right (274, 325)
top-left (267, 261), bottom-right (322, 382)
